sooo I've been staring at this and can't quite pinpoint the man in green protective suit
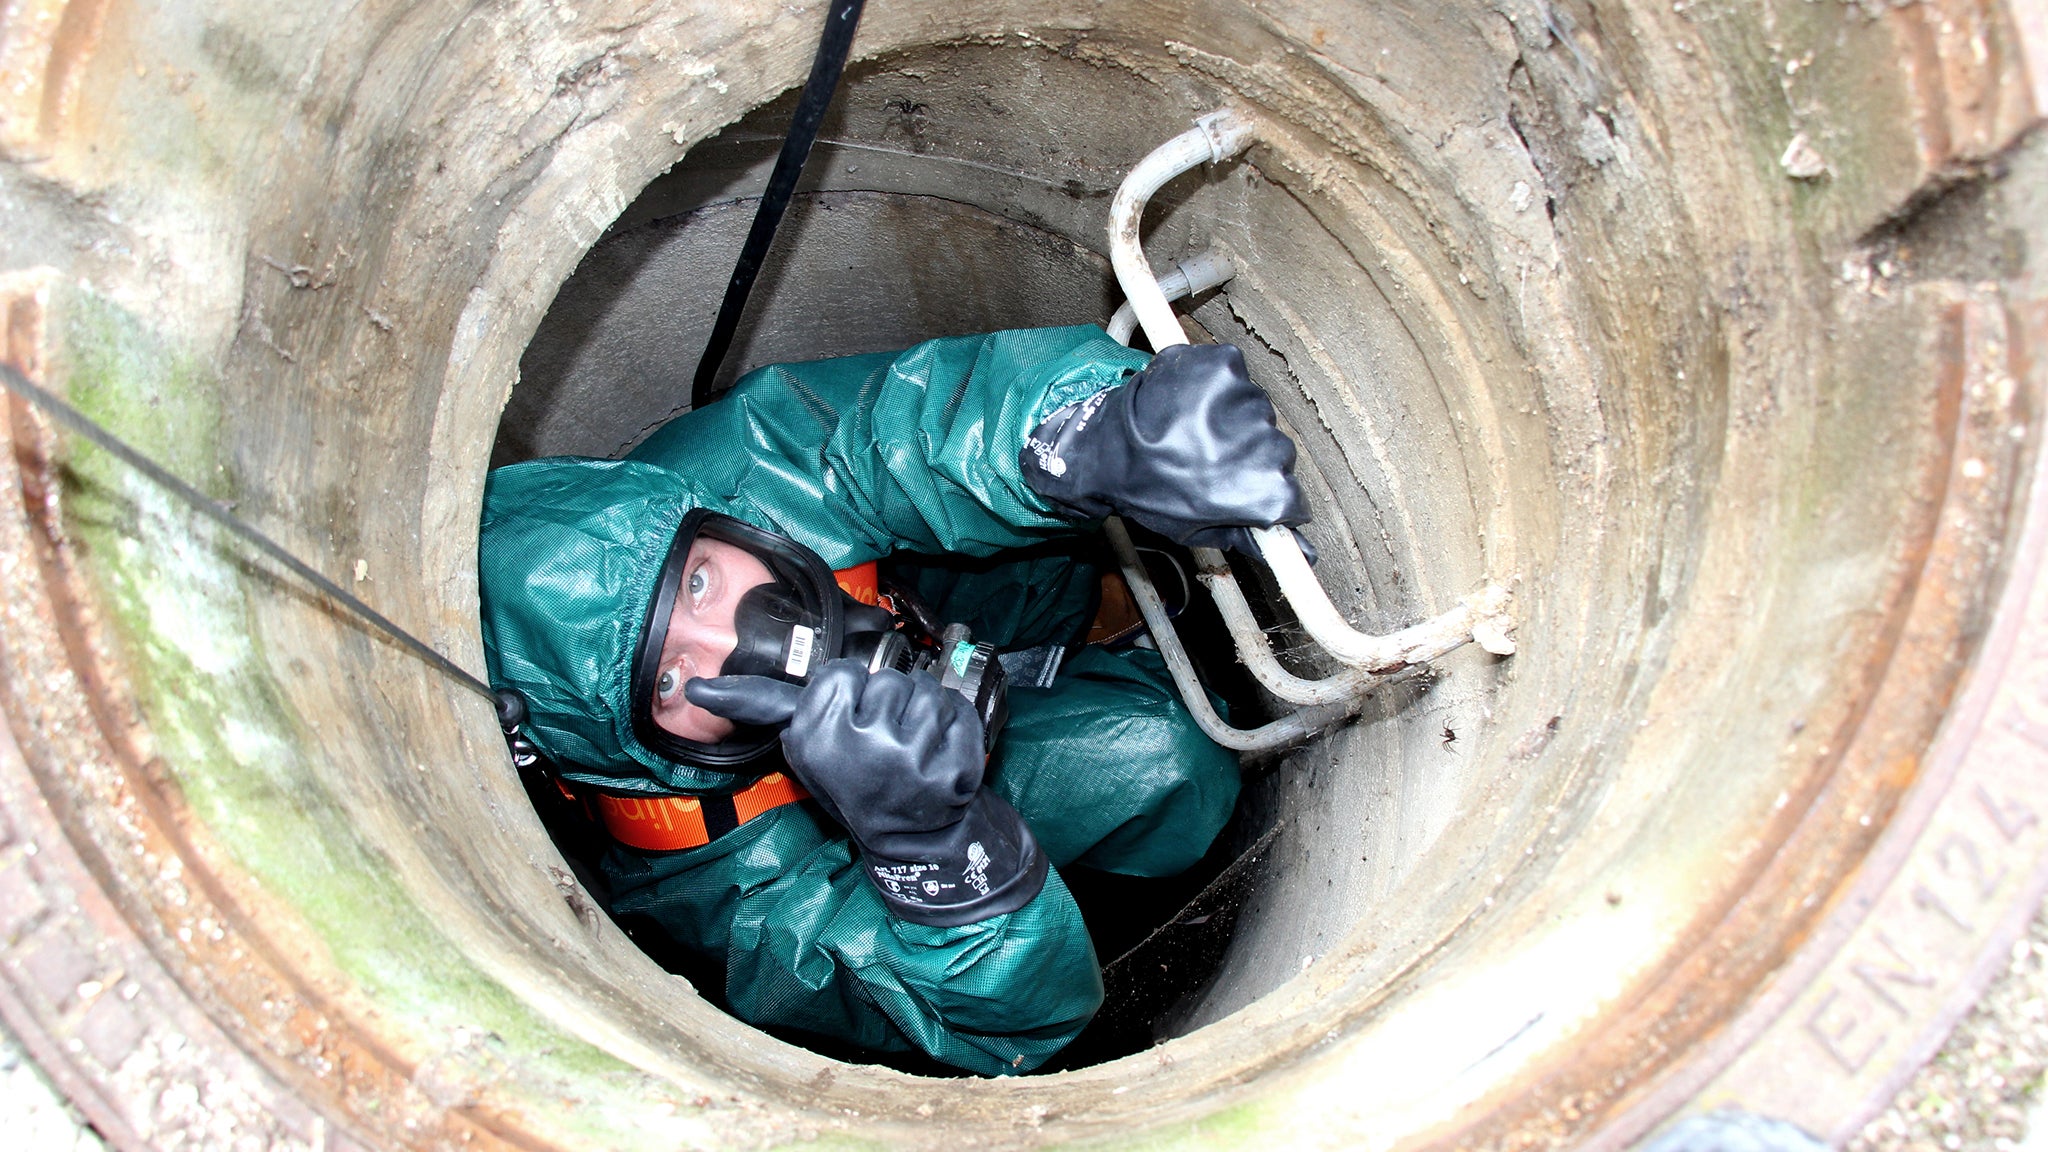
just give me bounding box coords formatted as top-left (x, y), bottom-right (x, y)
top-left (477, 325), bottom-right (1309, 1075)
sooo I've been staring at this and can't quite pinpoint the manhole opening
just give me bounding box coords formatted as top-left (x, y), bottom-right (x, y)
top-left (489, 64), bottom-right (1317, 1073)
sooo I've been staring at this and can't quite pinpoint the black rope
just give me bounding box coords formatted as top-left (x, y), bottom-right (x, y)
top-left (689, 0), bottom-right (866, 409)
top-left (0, 359), bottom-right (501, 706)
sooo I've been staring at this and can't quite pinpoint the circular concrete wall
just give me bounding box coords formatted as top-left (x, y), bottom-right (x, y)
top-left (0, 2), bottom-right (2045, 1149)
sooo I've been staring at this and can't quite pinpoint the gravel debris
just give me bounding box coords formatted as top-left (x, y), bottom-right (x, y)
top-left (1851, 898), bottom-right (2048, 1152)
top-left (0, 1020), bottom-right (108, 1152)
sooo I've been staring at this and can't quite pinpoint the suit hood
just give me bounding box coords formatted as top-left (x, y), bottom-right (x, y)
top-left (478, 457), bottom-right (749, 794)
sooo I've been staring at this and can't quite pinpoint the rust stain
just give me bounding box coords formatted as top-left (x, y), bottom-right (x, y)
top-left (0, 0), bottom-right (111, 149)
top-left (3, 276), bottom-right (52, 378)
top-left (1890, 0), bottom-right (2041, 175)
top-left (36, 0), bottom-right (110, 141)
top-left (1434, 289), bottom-right (2031, 1152)
top-left (0, 280), bottom-right (555, 1151)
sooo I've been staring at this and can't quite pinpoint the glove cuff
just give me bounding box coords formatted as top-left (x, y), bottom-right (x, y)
top-left (862, 791), bottom-right (1049, 927)
top-left (1020, 390), bottom-right (1120, 521)
top-left (1019, 344), bottom-right (1309, 544)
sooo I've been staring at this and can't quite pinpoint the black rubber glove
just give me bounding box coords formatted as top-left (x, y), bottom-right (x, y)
top-left (687, 661), bottom-right (1047, 927)
top-left (1021, 342), bottom-right (1312, 556)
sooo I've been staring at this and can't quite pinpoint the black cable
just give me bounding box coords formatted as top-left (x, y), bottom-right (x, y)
top-left (689, 0), bottom-right (866, 409)
top-left (0, 359), bottom-right (501, 706)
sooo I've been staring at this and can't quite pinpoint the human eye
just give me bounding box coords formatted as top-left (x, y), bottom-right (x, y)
top-left (656, 667), bottom-right (682, 702)
top-left (686, 565), bottom-right (708, 601)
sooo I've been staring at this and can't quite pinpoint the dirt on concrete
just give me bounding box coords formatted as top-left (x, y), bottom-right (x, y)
top-left (1853, 899), bottom-right (2048, 1152)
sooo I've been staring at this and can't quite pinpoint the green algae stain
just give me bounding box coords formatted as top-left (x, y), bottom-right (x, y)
top-left (771, 1133), bottom-right (896, 1152)
top-left (60, 290), bottom-right (224, 490)
top-left (1053, 1096), bottom-right (1278, 1152)
top-left (50, 288), bottom-right (715, 1147)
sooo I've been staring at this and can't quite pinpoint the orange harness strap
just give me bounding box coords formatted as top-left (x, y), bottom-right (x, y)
top-left (594, 773), bottom-right (810, 852)
top-left (835, 560), bottom-right (879, 605)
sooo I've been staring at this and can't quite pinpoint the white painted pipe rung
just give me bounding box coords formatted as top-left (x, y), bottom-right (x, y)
top-left (1102, 110), bottom-right (1516, 743)
top-left (1251, 526), bottom-right (1517, 670)
top-left (1189, 546), bottom-right (1388, 706)
top-left (1107, 518), bottom-right (1364, 752)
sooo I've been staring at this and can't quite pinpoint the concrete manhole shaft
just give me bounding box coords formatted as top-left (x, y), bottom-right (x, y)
top-left (0, 2), bottom-right (2045, 1149)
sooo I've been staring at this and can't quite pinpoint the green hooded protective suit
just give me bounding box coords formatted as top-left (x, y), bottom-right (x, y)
top-left (478, 326), bottom-right (1240, 1075)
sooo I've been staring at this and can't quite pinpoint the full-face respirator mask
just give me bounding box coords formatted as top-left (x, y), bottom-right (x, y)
top-left (628, 510), bottom-right (1009, 773)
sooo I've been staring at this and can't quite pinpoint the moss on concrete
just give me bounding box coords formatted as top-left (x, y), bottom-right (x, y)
top-left (50, 286), bottom-right (709, 1148)
top-left (1061, 1095), bottom-right (1275, 1150)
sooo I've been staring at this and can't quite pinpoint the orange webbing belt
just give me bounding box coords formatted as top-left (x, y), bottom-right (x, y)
top-left (835, 560), bottom-right (879, 604)
top-left (594, 773), bottom-right (810, 852)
